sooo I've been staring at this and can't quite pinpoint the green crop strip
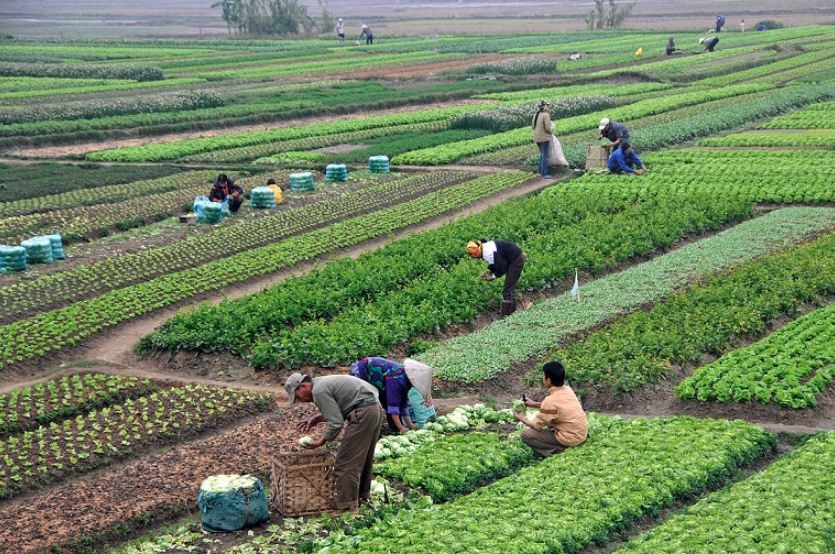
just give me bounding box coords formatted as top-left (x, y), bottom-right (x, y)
top-left (0, 171), bottom-right (531, 371)
top-left (615, 432), bottom-right (835, 554)
top-left (320, 417), bottom-right (775, 553)
top-left (377, 433), bottom-right (535, 502)
top-left (85, 105), bottom-right (489, 162)
top-left (699, 130), bottom-right (835, 148)
top-left (0, 373), bottom-right (157, 436)
top-left (760, 101), bottom-right (835, 129)
top-left (695, 50), bottom-right (835, 86)
top-left (677, 304), bottom-right (834, 408)
top-left (418, 208), bottom-right (835, 383)
top-left (542, 234), bottom-right (834, 394)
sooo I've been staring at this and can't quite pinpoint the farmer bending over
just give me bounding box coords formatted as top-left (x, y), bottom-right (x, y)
top-left (287, 373), bottom-right (384, 513)
top-left (467, 239), bottom-right (526, 316)
top-left (597, 118), bottom-right (631, 150)
top-left (209, 173), bottom-right (244, 213)
top-left (350, 357), bottom-right (435, 433)
top-left (700, 36), bottom-right (720, 52)
top-left (607, 142), bottom-right (646, 175)
top-left (515, 361), bottom-right (588, 458)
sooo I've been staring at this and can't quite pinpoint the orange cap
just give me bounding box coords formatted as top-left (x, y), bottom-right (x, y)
top-left (466, 240), bottom-right (481, 257)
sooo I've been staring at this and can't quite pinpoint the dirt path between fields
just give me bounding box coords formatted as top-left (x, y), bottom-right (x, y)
top-left (6, 100), bottom-right (490, 159)
top-left (0, 172), bottom-right (554, 392)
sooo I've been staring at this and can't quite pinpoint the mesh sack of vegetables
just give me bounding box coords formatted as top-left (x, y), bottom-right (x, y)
top-left (0, 245), bottom-right (27, 272)
top-left (46, 234), bottom-right (65, 260)
top-left (197, 474), bottom-right (269, 533)
top-left (21, 237), bottom-right (54, 264)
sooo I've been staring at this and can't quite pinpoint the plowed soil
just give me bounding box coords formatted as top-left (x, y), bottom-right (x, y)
top-left (0, 406), bottom-right (316, 554)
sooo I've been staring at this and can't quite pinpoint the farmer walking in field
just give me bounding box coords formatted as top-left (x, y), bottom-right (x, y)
top-left (286, 373), bottom-right (384, 513)
top-left (514, 361), bottom-right (588, 458)
top-left (716, 14), bottom-right (726, 32)
top-left (349, 357), bottom-right (435, 433)
top-left (700, 36), bottom-right (720, 52)
top-left (208, 173), bottom-right (244, 213)
top-left (607, 142), bottom-right (646, 175)
top-left (336, 18), bottom-right (345, 41)
top-left (467, 239), bottom-right (526, 316)
top-left (360, 24), bottom-right (374, 45)
top-left (597, 118), bottom-right (631, 150)
top-left (532, 100), bottom-right (556, 179)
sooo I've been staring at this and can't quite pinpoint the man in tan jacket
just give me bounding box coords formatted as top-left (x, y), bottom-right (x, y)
top-left (532, 101), bottom-right (555, 179)
top-left (515, 361), bottom-right (589, 457)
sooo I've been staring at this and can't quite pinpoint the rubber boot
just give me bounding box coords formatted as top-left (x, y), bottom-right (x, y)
top-left (500, 300), bottom-right (517, 317)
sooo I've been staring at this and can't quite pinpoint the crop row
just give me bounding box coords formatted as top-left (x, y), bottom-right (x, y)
top-left (0, 163), bottom-right (181, 203)
top-left (616, 432), bottom-right (834, 554)
top-left (1, 169), bottom-right (213, 218)
top-left (0, 384), bottom-right (271, 499)
top-left (0, 171), bottom-right (531, 371)
top-left (321, 417), bottom-right (775, 553)
top-left (0, 62), bottom-right (164, 81)
top-left (183, 121), bottom-right (447, 163)
top-left (698, 130), bottom-right (835, 148)
top-left (676, 304), bottom-right (834, 408)
top-left (0, 44), bottom-right (215, 61)
top-left (566, 149), bottom-right (835, 205)
top-left (249, 192), bottom-right (750, 370)
top-left (475, 82), bottom-right (670, 103)
top-left (696, 49), bottom-right (835, 87)
top-left (255, 129), bottom-right (490, 166)
top-left (392, 83), bottom-right (772, 165)
top-left (760, 101), bottom-right (834, 129)
top-left (86, 105), bottom-right (489, 162)
top-left (0, 373), bottom-right (157, 436)
top-left (418, 207), bottom-right (835, 382)
top-left (546, 233), bottom-right (834, 396)
top-left (0, 90), bottom-right (223, 125)
top-left (0, 77), bottom-right (205, 101)
top-left (0, 169), bottom-right (280, 243)
top-left (377, 433), bottom-right (535, 502)
top-left (449, 95), bottom-right (615, 133)
top-left (0, 171), bottom-right (474, 323)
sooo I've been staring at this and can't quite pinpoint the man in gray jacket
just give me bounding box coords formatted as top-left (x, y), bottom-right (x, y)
top-left (286, 373), bottom-right (384, 512)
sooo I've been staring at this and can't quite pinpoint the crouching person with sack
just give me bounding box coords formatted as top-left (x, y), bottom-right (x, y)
top-left (285, 373), bottom-right (384, 512)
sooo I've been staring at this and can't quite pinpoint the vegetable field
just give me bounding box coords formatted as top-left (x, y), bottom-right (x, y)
top-left (0, 22), bottom-right (833, 554)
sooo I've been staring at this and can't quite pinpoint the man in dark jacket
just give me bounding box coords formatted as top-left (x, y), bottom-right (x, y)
top-left (208, 173), bottom-right (244, 213)
top-left (467, 239), bottom-right (526, 316)
top-left (597, 118), bottom-right (631, 150)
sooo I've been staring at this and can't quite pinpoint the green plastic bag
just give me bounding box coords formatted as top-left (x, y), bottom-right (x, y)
top-left (197, 474), bottom-right (270, 533)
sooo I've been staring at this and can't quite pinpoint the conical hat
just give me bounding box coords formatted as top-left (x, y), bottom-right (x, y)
top-left (403, 359), bottom-right (433, 399)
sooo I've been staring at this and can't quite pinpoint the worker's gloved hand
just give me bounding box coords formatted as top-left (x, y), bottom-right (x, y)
top-left (481, 271), bottom-right (497, 282)
top-left (303, 437), bottom-right (327, 449)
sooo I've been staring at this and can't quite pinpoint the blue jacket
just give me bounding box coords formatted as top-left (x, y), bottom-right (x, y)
top-left (607, 148), bottom-right (644, 173)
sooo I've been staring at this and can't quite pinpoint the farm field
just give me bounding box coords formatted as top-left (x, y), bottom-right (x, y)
top-left (0, 19), bottom-right (833, 554)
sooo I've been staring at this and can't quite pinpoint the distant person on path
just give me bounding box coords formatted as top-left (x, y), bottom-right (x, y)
top-left (467, 239), bottom-right (526, 316)
top-left (597, 118), bottom-right (631, 150)
top-left (287, 373), bottom-right (384, 513)
top-left (208, 173), bottom-right (244, 213)
top-left (336, 18), bottom-right (345, 41)
top-left (349, 357), bottom-right (435, 433)
top-left (716, 14), bottom-right (726, 32)
top-left (360, 24), bottom-right (373, 45)
top-left (666, 36), bottom-right (681, 55)
top-left (756, 23), bottom-right (767, 31)
top-left (700, 36), bottom-right (720, 52)
top-left (514, 361), bottom-right (589, 458)
top-left (607, 142), bottom-right (646, 175)
top-left (532, 100), bottom-right (556, 178)
top-left (740, 19), bottom-right (746, 32)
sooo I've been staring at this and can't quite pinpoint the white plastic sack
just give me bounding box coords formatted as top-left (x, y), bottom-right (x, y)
top-left (548, 136), bottom-right (569, 167)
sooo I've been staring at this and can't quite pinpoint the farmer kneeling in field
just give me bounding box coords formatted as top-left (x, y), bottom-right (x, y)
top-left (286, 373), bottom-right (384, 512)
top-left (350, 357), bottom-right (435, 433)
top-left (209, 173), bottom-right (244, 213)
top-left (467, 239), bottom-right (526, 316)
top-left (607, 142), bottom-right (647, 175)
top-left (515, 361), bottom-right (588, 458)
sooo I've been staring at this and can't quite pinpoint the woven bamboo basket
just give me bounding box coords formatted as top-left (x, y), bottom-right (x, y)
top-left (270, 450), bottom-right (338, 517)
top-left (585, 144), bottom-right (612, 170)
